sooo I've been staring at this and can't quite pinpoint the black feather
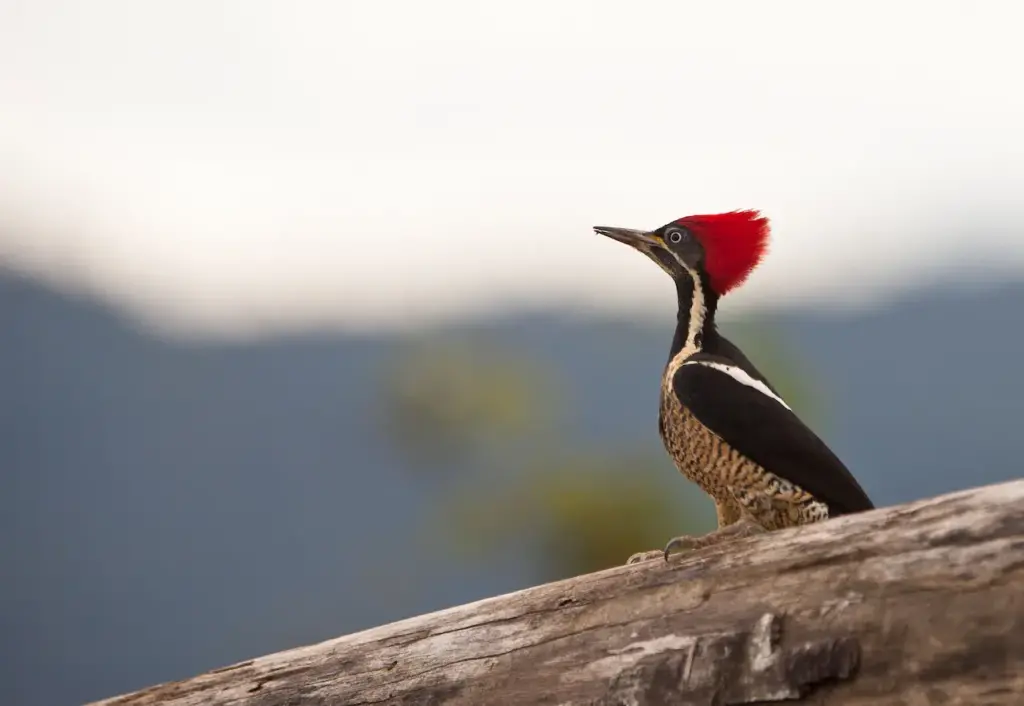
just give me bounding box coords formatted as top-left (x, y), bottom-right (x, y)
top-left (672, 352), bottom-right (874, 515)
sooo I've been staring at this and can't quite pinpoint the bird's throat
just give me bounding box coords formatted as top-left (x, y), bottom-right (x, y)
top-left (667, 270), bottom-right (715, 371)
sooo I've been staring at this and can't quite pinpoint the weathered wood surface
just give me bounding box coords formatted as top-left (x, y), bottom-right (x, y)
top-left (91, 479), bottom-right (1024, 706)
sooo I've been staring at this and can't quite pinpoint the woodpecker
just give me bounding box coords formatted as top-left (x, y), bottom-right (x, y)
top-left (594, 210), bottom-right (873, 563)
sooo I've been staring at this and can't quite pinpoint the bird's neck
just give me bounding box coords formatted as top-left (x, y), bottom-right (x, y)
top-left (666, 275), bottom-right (779, 393)
top-left (668, 272), bottom-right (719, 368)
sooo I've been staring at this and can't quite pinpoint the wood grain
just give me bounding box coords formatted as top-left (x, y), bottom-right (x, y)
top-left (90, 479), bottom-right (1024, 705)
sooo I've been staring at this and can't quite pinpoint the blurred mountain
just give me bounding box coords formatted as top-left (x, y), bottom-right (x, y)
top-left (2, 270), bottom-right (1023, 705)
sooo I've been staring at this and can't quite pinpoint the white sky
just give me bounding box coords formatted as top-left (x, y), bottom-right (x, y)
top-left (1, 0), bottom-right (1023, 337)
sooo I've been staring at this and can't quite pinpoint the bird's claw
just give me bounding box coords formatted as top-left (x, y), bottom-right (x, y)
top-left (624, 539), bottom-right (702, 564)
top-left (662, 519), bottom-right (769, 561)
top-left (662, 534), bottom-right (700, 561)
top-left (627, 520), bottom-right (769, 565)
top-left (627, 534), bottom-right (724, 564)
top-left (625, 550), bottom-right (664, 565)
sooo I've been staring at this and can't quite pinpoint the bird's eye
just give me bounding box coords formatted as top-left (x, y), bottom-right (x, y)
top-left (667, 229), bottom-right (684, 244)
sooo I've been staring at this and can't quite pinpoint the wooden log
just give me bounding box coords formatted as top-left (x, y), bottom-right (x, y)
top-left (90, 479), bottom-right (1024, 706)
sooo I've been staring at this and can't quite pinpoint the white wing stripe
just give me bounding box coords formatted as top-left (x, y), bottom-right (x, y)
top-left (682, 360), bottom-right (793, 411)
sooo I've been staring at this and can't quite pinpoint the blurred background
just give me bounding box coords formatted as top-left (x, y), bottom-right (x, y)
top-left (2, 1), bottom-right (1023, 703)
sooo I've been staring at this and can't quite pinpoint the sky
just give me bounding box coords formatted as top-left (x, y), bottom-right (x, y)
top-left (1, 0), bottom-right (1023, 337)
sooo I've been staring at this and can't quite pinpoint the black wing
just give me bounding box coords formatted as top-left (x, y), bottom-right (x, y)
top-left (673, 353), bottom-right (874, 515)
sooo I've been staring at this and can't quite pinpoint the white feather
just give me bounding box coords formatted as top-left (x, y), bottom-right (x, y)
top-left (683, 360), bottom-right (792, 411)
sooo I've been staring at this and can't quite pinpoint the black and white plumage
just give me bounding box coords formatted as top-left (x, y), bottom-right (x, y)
top-left (673, 350), bottom-right (873, 518)
top-left (594, 211), bottom-right (874, 562)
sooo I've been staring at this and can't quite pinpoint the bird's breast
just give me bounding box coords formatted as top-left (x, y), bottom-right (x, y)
top-left (657, 380), bottom-right (829, 530)
top-left (659, 384), bottom-right (739, 497)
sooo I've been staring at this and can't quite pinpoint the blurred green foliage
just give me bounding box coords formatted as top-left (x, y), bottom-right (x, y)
top-left (444, 449), bottom-right (699, 577)
top-left (379, 338), bottom-right (561, 469)
top-left (377, 322), bottom-right (824, 580)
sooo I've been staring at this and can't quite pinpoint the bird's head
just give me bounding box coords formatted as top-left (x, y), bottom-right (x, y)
top-left (594, 209), bottom-right (770, 296)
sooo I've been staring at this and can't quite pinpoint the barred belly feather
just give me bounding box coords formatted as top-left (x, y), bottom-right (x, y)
top-left (658, 375), bottom-right (830, 531)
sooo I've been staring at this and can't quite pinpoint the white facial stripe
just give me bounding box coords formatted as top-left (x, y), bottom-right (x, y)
top-left (681, 262), bottom-right (705, 353)
top-left (683, 360), bottom-right (792, 411)
top-left (664, 261), bottom-right (707, 382)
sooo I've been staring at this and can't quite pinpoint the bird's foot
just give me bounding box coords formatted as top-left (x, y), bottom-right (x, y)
top-left (625, 550), bottom-right (665, 565)
top-left (662, 518), bottom-right (768, 561)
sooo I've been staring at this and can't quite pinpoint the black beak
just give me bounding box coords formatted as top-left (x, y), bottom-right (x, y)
top-left (593, 226), bottom-right (662, 250)
top-left (595, 225), bottom-right (682, 275)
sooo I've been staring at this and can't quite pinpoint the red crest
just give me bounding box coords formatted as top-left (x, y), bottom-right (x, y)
top-left (675, 210), bottom-right (770, 295)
